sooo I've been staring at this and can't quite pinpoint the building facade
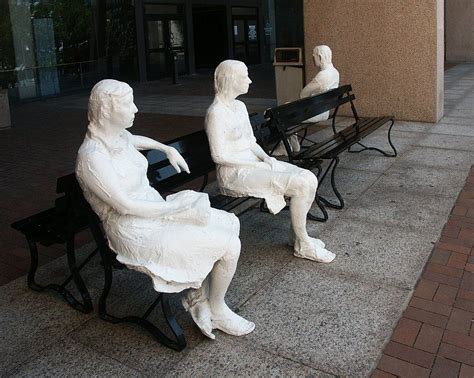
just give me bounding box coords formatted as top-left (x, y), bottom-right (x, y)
top-left (0, 0), bottom-right (303, 102)
top-left (1, 0), bottom-right (471, 122)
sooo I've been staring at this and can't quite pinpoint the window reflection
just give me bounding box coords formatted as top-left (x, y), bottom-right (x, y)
top-left (0, 0), bottom-right (138, 102)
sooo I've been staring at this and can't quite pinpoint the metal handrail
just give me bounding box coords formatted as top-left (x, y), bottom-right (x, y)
top-left (0, 59), bottom-right (98, 73)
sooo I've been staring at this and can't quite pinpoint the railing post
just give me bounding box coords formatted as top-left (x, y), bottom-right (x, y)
top-left (79, 62), bottom-right (84, 88)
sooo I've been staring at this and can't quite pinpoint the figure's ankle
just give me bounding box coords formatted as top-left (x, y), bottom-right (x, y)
top-left (209, 300), bottom-right (231, 318)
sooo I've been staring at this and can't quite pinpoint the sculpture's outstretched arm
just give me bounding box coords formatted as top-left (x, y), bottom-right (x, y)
top-left (130, 134), bottom-right (190, 174)
top-left (78, 151), bottom-right (199, 218)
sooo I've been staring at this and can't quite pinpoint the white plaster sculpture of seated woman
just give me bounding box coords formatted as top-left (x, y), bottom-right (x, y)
top-left (300, 45), bottom-right (340, 123)
top-left (75, 79), bottom-right (254, 339)
top-left (205, 60), bottom-right (335, 263)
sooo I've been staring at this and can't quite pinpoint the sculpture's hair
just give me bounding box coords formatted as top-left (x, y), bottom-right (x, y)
top-left (313, 45), bottom-right (332, 66)
top-left (88, 79), bottom-right (132, 125)
top-left (214, 60), bottom-right (246, 95)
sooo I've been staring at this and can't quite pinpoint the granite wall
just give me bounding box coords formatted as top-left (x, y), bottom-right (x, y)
top-left (446, 0), bottom-right (474, 62)
top-left (303, 0), bottom-right (444, 122)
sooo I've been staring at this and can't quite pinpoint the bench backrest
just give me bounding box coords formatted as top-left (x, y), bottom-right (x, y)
top-left (56, 174), bottom-right (97, 221)
top-left (143, 129), bottom-right (215, 193)
top-left (264, 85), bottom-right (357, 132)
top-left (250, 113), bottom-right (281, 155)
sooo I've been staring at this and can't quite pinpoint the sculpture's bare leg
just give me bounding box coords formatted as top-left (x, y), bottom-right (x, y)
top-left (208, 236), bottom-right (255, 336)
top-left (287, 172), bottom-right (335, 263)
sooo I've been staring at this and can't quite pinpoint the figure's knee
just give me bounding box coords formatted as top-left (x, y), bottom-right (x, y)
top-left (224, 236), bottom-right (241, 261)
top-left (302, 170), bottom-right (318, 189)
top-left (229, 213), bottom-right (240, 236)
top-left (291, 172), bottom-right (317, 198)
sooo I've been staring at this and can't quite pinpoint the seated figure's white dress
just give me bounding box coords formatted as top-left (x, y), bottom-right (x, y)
top-left (76, 128), bottom-right (239, 293)
top-left (205, 98), bottom-right (315, 214)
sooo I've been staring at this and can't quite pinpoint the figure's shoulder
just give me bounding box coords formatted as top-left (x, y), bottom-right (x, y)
top-left (235, 100), bottom-right (248, 112)
top-left (206, 99), bottom-right (225, 121)
top-left (77, 138), bottom-right (109, 164)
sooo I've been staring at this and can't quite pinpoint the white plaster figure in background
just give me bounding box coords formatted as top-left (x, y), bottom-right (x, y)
top-left (205, 60), bottom-right (335, 263)
top-left (75, 79), bottom-right (254, 339)
top-left (272, 45), bottom-right (339, 156)
top-left (300, 45), bottom-right (340, 123)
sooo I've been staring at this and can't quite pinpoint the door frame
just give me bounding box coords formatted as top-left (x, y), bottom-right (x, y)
top-left (231, 7), bottom-right (261, 65)
top-left (144, 11), bottom-right (187, 80)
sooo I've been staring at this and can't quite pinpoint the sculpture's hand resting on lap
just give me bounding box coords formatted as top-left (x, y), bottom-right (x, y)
top-left (205, 60), bottom-right (335, 263)
top-left (76, 79), bottom-right (254, 339)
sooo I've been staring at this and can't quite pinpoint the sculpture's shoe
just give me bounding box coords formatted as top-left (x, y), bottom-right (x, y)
top-left (294, 238), bottom-right (335, 263)
top-left (212, 313), bottom-right (255, 336)
top-left (181, 295), bottom-right (215, 339)
top-left (289, 233), bottom-right (325, 249)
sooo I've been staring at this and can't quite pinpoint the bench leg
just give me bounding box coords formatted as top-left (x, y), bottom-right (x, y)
top-left (199, 174), bottom-right (209, 192)
top-left (317, 157), bottom-right (344, 209)
top-left (98, 247), bottom-right (187, 352)
top-left (26, 237), bottom-right (95, 314)
top-left (307, 195), bottom-right (329, 222)
top-left (348, 119), bottom-right (398, 157)
top-left (306, 157), bottom-right (344, 222)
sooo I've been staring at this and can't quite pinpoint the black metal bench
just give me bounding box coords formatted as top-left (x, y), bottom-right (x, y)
top-left (10, 180), bottom-right (98, 314)
top-left (143, 129), bottom-right (263, 215)
top-left (10, 127), bottom-right (263, 352)
top-left (56, 174), bottom-right (187, 351)
top-left (263, 84), bottom-right (397, 221)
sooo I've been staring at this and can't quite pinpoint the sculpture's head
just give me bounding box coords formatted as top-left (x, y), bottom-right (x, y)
top-left (88, 79), bottom-right (137, 130)
top-left (214, 60), bottom-right (252, 98)
top-left (313, 45), bottom-right (332, 68)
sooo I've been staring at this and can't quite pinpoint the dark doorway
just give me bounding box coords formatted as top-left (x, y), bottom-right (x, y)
top-left (144, 4), bottom-right (187, 80)
top-left (192, 5), bottom-right (228, 69)
top-left (232, 7), bottom-right (260, 65)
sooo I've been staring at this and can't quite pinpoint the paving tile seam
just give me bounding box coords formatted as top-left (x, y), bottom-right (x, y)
top-left (4, 320), bottom-right (99, 377)
top-left (328, 210), bottom-right (447, 242)
top-left (68, 331), bottom-right (164, 376)
top-left (424, 125), bottom-right (474, 133)
top-left (337, 204), bottom-right (453, 233)
top-left (237, 339), bottom-right (339, 377)
top-left (234, 260), bottom-right (293, 311)
top-left (366, 187), bottom-right (464, 200)
top-left (211, 332), bottom-right (334, 374)
top-left (240, 260), bottom-right (415, 306)
top-left (393, 162), bottom-right (474, 172)
top-left (413, 142), bottom-right (474, 154)
top-left (328, 176), bottom-right (464, 200)
top-left (389, 163), bottom-right (474, 174)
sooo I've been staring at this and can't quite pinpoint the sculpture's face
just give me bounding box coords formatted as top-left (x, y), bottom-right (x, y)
top-left (313, 53), bottom-right (322, 68)
top-left (109, 92), bottom-right (138, 129)
top-left (233, 65), bottom-right (252, 96)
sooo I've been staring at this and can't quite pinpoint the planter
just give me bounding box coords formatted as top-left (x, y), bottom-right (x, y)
top-left (0, 89), bottom-right (11, 129)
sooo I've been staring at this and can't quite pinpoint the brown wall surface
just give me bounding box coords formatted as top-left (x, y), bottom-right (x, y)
top-left (303, 0), bottom-right (444, 122)
top-left (446, 0), bottom-right (474, 62)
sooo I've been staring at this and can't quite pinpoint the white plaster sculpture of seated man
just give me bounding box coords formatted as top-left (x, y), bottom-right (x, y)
top-left (75, 79), bottom-right (254, 339)
top-left (300, 45), bottom-right (340, 123)
top-left (205, 60), bottom-right (335, 263)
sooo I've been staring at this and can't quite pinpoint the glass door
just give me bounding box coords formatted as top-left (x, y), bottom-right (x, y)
top-left (144, 5), bottom-right (186, 80)
top-left (232, 7), bottom-right (260, 65)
